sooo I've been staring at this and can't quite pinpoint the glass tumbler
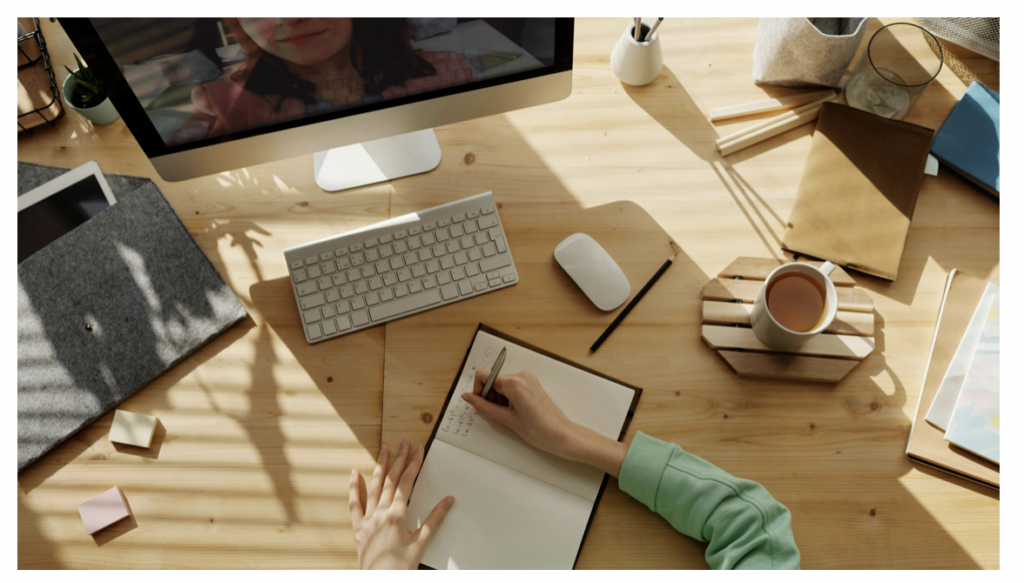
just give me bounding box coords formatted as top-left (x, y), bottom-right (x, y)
top-left (844, 22), bottom-right (944, 120)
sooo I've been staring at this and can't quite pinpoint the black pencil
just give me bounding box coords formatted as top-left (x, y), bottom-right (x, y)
top-left (590, 243), bottom-right (678, 352)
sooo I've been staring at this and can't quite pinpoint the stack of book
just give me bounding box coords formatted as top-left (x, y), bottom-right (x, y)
top-left (907, 270), bottom-right (1000, 488)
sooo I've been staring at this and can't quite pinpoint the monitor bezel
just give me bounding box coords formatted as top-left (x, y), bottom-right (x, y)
top-left (60, 18), bottom-right (574, 160)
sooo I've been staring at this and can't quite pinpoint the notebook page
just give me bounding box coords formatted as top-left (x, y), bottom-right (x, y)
top-left (435, 330), bottom-right (635, 501)
top-left (407, 440), bottom-right (593, 570)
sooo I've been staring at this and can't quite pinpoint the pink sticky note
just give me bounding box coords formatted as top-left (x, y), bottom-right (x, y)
top-left (78, 486), bottom-right (132, 535)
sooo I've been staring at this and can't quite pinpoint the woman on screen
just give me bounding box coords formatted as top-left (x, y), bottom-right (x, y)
top-left (171, 18), bottom-right (476, 144)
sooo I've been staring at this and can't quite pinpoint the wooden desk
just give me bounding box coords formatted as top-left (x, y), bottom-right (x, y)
top-left (18, 18), bottom-right (999, 569)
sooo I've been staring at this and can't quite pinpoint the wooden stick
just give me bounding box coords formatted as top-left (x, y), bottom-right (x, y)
top-left (715, 93), bottom-right (836, 148)
top-left (717, 102), bottom-right (827, 157)
top-left (708, 89), bottom-right (835, 122)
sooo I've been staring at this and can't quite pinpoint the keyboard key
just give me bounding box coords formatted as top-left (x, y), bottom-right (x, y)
top-left (303, 308), bottom-right (322, 324)
top-left (421, 233), bottom-right (436, 245)
top-left (351, 255), bottom-right (365, 266)
top-left (496, 237), bottom-right (507, 253)
top-left (478, 215), bottom-right (498, 230)
top-left (296, 281), bottom-right (319, 296)
top-left (364, 238), bottom-right (378, 248)
top-left (365, 249), bottom-right (379, 262)
top-left (336, 257), bottom-right (351, 270)
top-left (481, 205), bottom-right (495, 215)
top-left (306, 323), bottom-right (322, 340)
top-left (441, 284), bottom-right (459, 300)
top-left (369, 276), bottom-right (383, 291)
top-left (470, 274), bottom-right (486, 288)
top-left (379, 234), bottom-right (393, 245)
top-left (475, 282), bottom-right (488, 292)
top-left (354, 281), bottom-right (369, 295)
top-left (383, 273), bottom-right (398, 286)
top-left (322, 304), bottom-right (336, 318)
top-left (474, 232), bottom-right (488, 246)
top-left (403, 252), bottom-right (418, 266)
top-left (347, 268), bottom-right (361, 281)
top-left (322, 261), bottom-right (336, 274)
top-left (370, 289), bottom-right (441, 322)
top-left (395, 284), bottom-right (409, 298)
top-left (365, 293), bottom-right (380, 306)
top-left (460, 236), bottom-right (474, 250)
top-left (489, 228), bottom-right (501, 241)
top-left (459, 280), bottom-right (473, 296)
top-left (336, 301), bottom-right (351, 314)
top-left (375, 260), bottom-right (390, 274)
top-left (335, 248), bottom-right (349, 257)
top-left (408, 279), bottom-right (423, 294)
top-left (423, 221), bottom-right (436, 231)
top-left (409, 226), bottom-right (422, 236)
top-left (337, 315), bottom-right (351, 331)
top-left (305, 256), bottom-right (318, 266)
top-left (350, 243), bottom-right (364, 253)
top-left (351, 310), bottom-right (369, 327)
top-left (390, 257), bottom-right (404, 270)
top-left (412, 264), bottom-right (426, 277)
top-left (438, 218), bottom-right (451, 228)
top-left (446, 241), bottom-right (460, 253)
top-left (394, 230), bottom-right (407, 240)
top-left (300, 292), bottom-right (326, 310)
top-left (340, 285), bottom-right (355, 299)
top-left (352, 296), bottom-right (366, 310)
top-left (397, 268), bottom-right (412, 282)
top-left (465, 263), bottom-right (480, 277)
top-left (440, 256), bottom-right (454, 270)
top-left (467, 210), bottom-right (480, 219)
top-left (437, 271), bottom-right (452, 285)
top-left (464, 221), bottom-right (478, 234)
top-left (422, 276), bottom-right (437, 289)
top-left (320, 252), bottom-right (333, 262)
top-left (293, 271), bottom-right (307, 283)
top-left (290, 260), bottom-right (304, 270)
top-left (453, 213), bottom-right (467, 223)
top-left (408, 238), bottom-right (422, 250)
top-left (431, 243), bottom-right (447, 257)
top-left (487, 272), bottom-right (501, 281)
top-left (450, 224), bottom-right (464, 238)
top-left (469, 248), bottom-right (483, 261)
top-left (379, 246), bottom-right (393, 258)
top-left (332, 273), bottom-right (347, 287)
top-left (436, 230), bottom-right (450, 242)
top-left (380, 287), bottom-right (395, 302)
top-left (451, 268), bottom-right (466, 281)
top-left (503, 274), bottom-right (517, 283)
top-left (307, 265), bottom-right (322, 278)
top-left (489, 278), bottom-right (501, 288)
top-left (418, 249), bottom-right (431, 262)
top-left (454, 251), bottom-right (468, 266)
top-left (361, 266), bottom-right (374, 278)
top-left (426, 260), bottom-right (440, 274)
top-left (321, 319), bottom-right (338, 335)
top-left (480, 254), bottom-right (511, 272)
top-left (482, 242), bottom-right (497, 257)
top-left (394, 240), bottom-right (408, 254)
top-left (326, 288), bottom-right (341, 303)
top-left (318, 276), bottom-right (333, 290)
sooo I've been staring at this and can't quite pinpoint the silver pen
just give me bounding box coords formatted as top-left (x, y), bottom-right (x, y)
top-left (481, 347), bottom-right (507, 399)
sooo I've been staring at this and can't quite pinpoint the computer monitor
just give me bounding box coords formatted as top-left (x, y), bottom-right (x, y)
top-left (61, 18), bottom-right (574, 191)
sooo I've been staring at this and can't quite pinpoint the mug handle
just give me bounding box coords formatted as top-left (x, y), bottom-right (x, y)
top-left (818, 261), bottom-right (835, 276)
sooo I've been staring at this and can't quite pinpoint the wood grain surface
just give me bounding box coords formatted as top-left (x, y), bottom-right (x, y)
top-left (18, 18), bottom-right (999, 569)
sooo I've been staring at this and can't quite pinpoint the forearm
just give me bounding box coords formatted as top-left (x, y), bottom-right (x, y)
top-left (559, 422), bottom-right (629, 478)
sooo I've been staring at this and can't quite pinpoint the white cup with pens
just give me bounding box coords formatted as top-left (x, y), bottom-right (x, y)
top-left (611, 18), bottom-right (664, 87)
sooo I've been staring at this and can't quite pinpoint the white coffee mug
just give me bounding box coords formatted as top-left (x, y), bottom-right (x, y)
top-left (750, 261), bottom-right (837, 350)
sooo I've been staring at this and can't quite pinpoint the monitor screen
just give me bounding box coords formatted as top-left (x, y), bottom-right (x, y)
top-left (88, 18), bottom-right (561, 150)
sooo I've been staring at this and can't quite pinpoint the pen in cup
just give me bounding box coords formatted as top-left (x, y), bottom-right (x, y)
top-left (644, 17), bottom-right (664, 42)
top-left (481, 347), bottom-right (507, 399)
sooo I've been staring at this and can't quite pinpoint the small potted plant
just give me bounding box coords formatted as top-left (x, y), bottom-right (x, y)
top-left (62, 53), bottom-right (119, 125)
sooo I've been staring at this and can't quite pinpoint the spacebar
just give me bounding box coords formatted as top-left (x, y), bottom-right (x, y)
top-left (369, 289), bottom-right (442, 322)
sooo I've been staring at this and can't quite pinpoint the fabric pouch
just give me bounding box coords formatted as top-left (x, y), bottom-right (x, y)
top-left (753, 18), bottom-right (868, 88)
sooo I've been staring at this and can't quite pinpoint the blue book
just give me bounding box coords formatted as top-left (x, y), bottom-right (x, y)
top-left (931, 81), bottom-right (1000, 198)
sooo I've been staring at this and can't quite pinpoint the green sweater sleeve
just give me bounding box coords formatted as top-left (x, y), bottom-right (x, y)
top-left (618, 432), bottom-right (800, 570)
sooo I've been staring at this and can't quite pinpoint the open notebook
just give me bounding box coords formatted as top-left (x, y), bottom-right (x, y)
top-left (407, 325), bottom-right (641, 569)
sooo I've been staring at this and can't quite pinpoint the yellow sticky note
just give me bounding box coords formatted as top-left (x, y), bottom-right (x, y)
top-left (109, 410), bottom-right (157, 448)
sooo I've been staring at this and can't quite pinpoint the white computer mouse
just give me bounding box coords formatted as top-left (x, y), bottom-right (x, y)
top-left (554, 233), bottom-right (630, 311)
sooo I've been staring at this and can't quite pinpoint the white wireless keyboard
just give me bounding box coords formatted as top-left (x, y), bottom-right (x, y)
top-left (284, 192), bottom-right (518, 343)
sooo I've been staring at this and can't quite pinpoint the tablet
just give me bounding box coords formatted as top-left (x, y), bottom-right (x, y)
top-left (18, 161), bottom-right (117, 264)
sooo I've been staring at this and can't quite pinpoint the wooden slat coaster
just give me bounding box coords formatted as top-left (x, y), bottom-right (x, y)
top-left (700, 257), bottom-right (875, 383)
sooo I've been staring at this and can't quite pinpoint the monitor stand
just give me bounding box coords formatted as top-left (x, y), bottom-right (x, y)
top-left (313, 128), bottom-right (442, 192)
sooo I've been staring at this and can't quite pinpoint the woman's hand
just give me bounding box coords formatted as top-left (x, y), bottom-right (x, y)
top-left (460, 369), bottom-right (629, 477)
top-left (349, 440), bottom-right (454, 569)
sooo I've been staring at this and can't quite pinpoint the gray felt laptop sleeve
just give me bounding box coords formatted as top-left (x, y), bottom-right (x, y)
top-left (17, 162), bottom-right (248, 472)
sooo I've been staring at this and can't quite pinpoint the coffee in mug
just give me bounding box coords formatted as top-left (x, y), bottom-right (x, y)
top-left (766, 272), bottom-right (826, 332)
top-left (750, 261), bottom-right (838, 350)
